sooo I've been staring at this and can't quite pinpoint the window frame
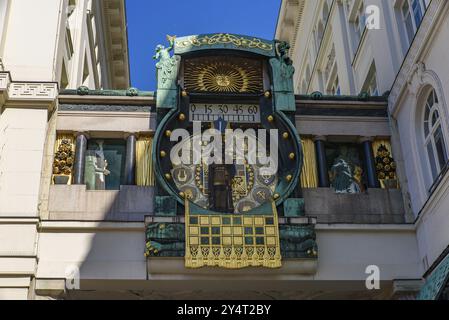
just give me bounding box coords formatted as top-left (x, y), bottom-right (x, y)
top-left (400, 0), bottom-right (429, 45)
top-left (422, 89), bottom-right (449, 187)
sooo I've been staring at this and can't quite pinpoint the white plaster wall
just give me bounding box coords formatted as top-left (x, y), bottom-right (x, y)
top-left (415, 179), bottom-right (449, 270)
top-left (0, 288), bottom-right (28, 300)
top-left (35, 225), bottom-right (420, 286)
top-left (1, 0), bottom-right (64, 81)
top-left (37, 227), bottom-right (147, 280)
top-left (0, 223), bottom-right (37, 255)
top-left (315, 226), bottom-right (421, 280)
top-left (0, 108), bottom-right (48, 216)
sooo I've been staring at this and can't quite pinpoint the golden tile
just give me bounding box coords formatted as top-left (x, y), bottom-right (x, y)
top-left (254, 217), bottom-right (264, 226)
top-left (266, 227), bottom-right (276, 235)
top-left (233, 227), bottom-right (243, 235)
top-left (234, 237), bottom-right (243, 245)
top-left (243, 217), bottom-right (253, 225)
top-left (211, 217), bottom-right (221, 225)
top-left (222, 227), bottom-right (232, 235)
top-left (200, 216), bottom-right (210, 225)
top-left (266, 237), bottom-right (276, 245)
top-left (223, 237), bottom-right (232, 245)
top-left (189, 227), bottom-right (199, 235)
top-left (190, 237), bottom-right (199, 245)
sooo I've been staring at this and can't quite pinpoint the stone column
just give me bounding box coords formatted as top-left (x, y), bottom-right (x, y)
top-left (314, 136), bottom-right (330, 188)
top-left (124, 133), bottom-right (137, 185)
top-left (360, 137), bottom-right (380, 189)
top-left (73, 133), bottom-right (88, 185)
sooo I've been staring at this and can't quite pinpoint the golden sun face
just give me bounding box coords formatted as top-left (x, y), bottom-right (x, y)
top-left (183, 57), bottom-right (263, 93)
top-left (215, 75), bottom-right (231, 87)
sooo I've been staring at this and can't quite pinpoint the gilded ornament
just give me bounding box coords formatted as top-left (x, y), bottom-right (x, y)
top-left (176, 33), bottom-right (273, 51)
top-left (184, 56), bottom-right (263, 93)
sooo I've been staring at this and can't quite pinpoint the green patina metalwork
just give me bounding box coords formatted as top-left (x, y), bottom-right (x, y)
top-left (145, 223), bottom-right (318, 259)
top-left (58, 89), bottom-right (388, 104)
top-left (417, 252), bottom-right (449, 300)
top-left (154, 36), bottom-right (180, 109)
top-left (145, 223), bottom-right (186, 257)
top-left (283, 198), bottom-right (305, 217)
top-left (270, 41), bottom-right (296, 112)
top-left (146, 34), bottom-right (317, 265)
top-left (60, 87), bottom-right (155, 97)
top-left (154, 196), bottom-right (178, 217)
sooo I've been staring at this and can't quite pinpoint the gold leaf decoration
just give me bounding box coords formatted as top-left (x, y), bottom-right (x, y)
top-left (184, 57), bottom-right (263, 93)
top-left (176, 33), bottom-right (273, 51)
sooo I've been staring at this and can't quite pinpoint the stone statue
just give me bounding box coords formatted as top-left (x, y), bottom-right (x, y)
top-left (329, 146), bottom-right (362, 194)
top-left (275, 41), bottom-right (295, 92)
top-left (270, 41), bottom-right (296, 111)
top-left (84, 140), bottom-right (110, 190)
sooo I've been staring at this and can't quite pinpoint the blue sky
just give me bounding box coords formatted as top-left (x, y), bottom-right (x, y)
top-left (125, 0), bottom-right (281, 91)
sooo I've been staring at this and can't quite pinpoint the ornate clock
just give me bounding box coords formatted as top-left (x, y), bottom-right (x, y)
top-left (147, 34), bottom-right (317, 269)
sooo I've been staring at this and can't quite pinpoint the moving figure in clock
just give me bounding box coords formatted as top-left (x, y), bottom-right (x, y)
top-left (208, 164), bottom-right (235, 213)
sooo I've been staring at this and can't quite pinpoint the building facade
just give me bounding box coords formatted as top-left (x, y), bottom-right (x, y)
top-left (0, 0), bottom-right (129, 299)
top-left (276, 0), bottom-right (449, 299)
top-left (0, 0), bottom-right (447, 300)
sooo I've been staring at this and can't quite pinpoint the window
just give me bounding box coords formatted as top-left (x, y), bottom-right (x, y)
top-left (363, 63), bottom-right (379, 96)
top-left (357, 3), bottom-right (366, 38)
top-left (402, 0), bottom-right (415, 44)
top-left (0, 0), bottom-right (9, 57)
top-left (331, 76), bottom-right (341, 96)
top-left (84, 139), bottom-right (126, 190)
top-left (412, 0), bottom-right (424, 28)
top-left (401, 0), bottom-right (429, 45)
top-left (423, 90), bottom-right (448, 182)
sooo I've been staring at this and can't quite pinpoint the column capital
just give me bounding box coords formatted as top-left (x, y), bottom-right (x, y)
top-left (359, 136), bottom-right (374, 143)
top-left (75, 131), bottom-right (90, 139)
top-left (123, 132), bottom-right (137, 140)
top-left (313, 135), bottom-right (327, 142)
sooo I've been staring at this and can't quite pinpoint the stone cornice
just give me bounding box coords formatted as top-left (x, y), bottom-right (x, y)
top-left (59, 104), bottom-right (153, 113)
top-left (389, 0), bottom-right (446, 116)
top-left (99, 0), bottom-right (130, 89)
top-left (275, 0), bottom-right (306, 51)
top-left (0, 72), bottom-right (57, 111)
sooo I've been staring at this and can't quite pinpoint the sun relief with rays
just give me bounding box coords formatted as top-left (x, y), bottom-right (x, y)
top-left (183, 56), bottom-right (264, 94)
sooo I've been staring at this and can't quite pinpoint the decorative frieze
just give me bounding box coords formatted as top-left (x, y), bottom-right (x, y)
top-left (7, 82), bottom-right (58, 101)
